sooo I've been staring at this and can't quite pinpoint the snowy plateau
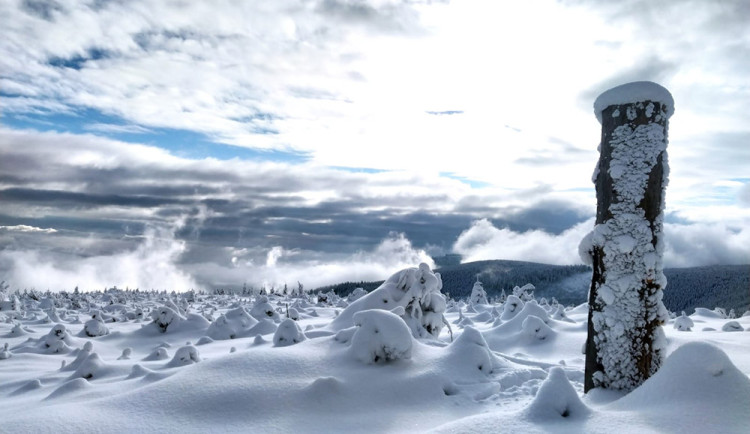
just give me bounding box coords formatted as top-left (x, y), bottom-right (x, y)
top-left (0, 264), bottom-right (749, 433)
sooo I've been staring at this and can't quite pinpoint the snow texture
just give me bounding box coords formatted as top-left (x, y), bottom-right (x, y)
top-left (594, 81), bottom-right (674, 123)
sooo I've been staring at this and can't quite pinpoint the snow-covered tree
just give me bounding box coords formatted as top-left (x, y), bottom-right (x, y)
top-left (469, 280), bottom-right (488, 305)
top-left (584, 81), bottom-right (673, 392)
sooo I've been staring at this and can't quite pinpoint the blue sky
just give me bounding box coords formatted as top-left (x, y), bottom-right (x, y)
top-left (0, 0), bottom-right (748, 291)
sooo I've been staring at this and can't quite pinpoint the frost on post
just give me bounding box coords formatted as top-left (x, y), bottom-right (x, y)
top-left (583, 81), bottom-right (673, 393)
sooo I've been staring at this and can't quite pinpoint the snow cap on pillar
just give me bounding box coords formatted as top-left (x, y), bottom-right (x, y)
top-left (593, 81), bottom-right (674, 124)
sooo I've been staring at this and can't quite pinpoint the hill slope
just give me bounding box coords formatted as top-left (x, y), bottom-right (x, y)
top-left (317, 260), bottom-right (749, 314)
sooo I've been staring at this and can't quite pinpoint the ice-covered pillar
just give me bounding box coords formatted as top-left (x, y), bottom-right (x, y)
top-left (583, 81), bottom-right (674, 393)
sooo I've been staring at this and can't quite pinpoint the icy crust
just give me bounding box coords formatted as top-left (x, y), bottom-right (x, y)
top-left (590, 109), bottom-right (670, 391)
top-left (594, 81), bottom-right (674, 124)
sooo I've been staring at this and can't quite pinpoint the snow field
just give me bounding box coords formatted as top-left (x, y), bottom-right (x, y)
top-left (0, 265), bottom-right (748, 433)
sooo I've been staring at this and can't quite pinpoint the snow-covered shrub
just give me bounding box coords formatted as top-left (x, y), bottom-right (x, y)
top-left (349, 309), bottom-right (412, 364)
top-left (118, 348), bottom-right (132, 360)
top-left (41, 324), bottom-right (74, 354)
top-left (143, 346), bottom-right (170, 361)
top-left (249, 296), bottom-right (279, 321)
top-left (501, 295), bottom-right (524, 320)
top-left (525, 367), bottom-right (590, 420)
top-left (721, 321), bottom-right (744, 332)
top-left (206, 306), bottom-right (259, 340)
top-left (70, 353), bottom-right (106, 380)
top-left (331, 263), bottom-right (447, 339)
top-left (443, 327), bottom-right (495, 378)
top-left (273, 319), bottom-right (306, 347)
top-left (469, 280), bottom-right (488, 305)
top-left (287, 307), bottom-right (300, 321)
top-left (83, 318), bottom-right (109, 337)
top-left (347, 287), bottom-right (368, 302)
top-left (0, 342), bottom-right (10, 360)
top-left (167, 345), bottom-right (201, 367)
top-left (521, 315), bottom-right (553, 341)
top-left (673, 313), bottom-right (694, 331)
top-left (151, 306), bottom-right (184, 333)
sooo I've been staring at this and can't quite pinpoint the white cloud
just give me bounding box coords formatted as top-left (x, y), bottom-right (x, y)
top-left (452, 218), bottom-right (750, 269)
top-left (0, 224), bottom-right (198, 291)
top-left (0, 225), bottom-right (57, 234)
top-left (452, 218), bottom-right (594, 266)
top-left (185, 232), bottom-right (435, 290)
top-left (3, 0), bottom-right (747, 199)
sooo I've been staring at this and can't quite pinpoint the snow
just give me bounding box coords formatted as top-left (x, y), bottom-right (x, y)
top-left (0, 265), bottom-right (749, 433)
top-left (594, 81), bottom-right (674, 124)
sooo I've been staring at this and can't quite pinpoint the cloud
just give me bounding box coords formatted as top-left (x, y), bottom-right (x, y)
top-left (452, 218), bottom-right (750, 269)
top-left (0, 225), bottom-right (57, 234)
top-left (0, 223), bottom-right (199, 291)
top-left (452, 218), bottom-right (594, 266)
top-left (664, 222), bottom-right (750, 268)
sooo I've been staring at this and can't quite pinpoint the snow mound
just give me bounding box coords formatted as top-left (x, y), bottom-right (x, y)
top-left (612, 342), bottom-right (750, 414)
top-left (249, 296), bottom-right (280, 321)
top-left (594, 81), bottom-right (674, 123)
top-left (673, 313), bottom-right (694, 331)
top-left (692, 307), bottom-right (726, 319)
top-left (143, 346), bottom-right (170, 361)
top-left (521, 315), bottom-right (554, 342)
top-left (206, 307), bottom-right (259, 340)
top-left (151, 306), bottom-right (184, 333)
top-left (273, 319), bottom-right (306, 347)
top-left (166, 345), bottom-right (201, 367)
top-left (349, 309), bottom-right (412, 364)
top-left (69, 352), bottom-right (108, 380)
top-left (443, 327), bottom-right (500, 379)
top-left (82, 318), bottom-right (109, 337)
top-left (330, 263), bottom-right (446, 339)
top-left (721, 321), bottom-right (744, 332)
top-left (45, 377), bottom-right (91, 400)
top-left (525, 367), bottom-right (590, 421)
top-left (11, 379), bottom-right (42, 396)
top-left (501, 295), bottom-right (524, 320)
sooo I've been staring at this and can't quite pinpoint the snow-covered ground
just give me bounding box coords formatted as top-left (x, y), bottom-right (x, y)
top-left (1, 266), bottom-right (748, 433)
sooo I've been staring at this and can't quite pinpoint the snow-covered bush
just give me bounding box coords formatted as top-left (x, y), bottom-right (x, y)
top-left (349, 309), bottom-right (412, 364)
top-left (347, 287), bottom-right (368, 302)
top-left (469, 280), bottom-right (488, 305)
top-left (331, 263), bottom-right (447, 339)
top-left (167, 345), bottom-right (201, 366)
top-left (206, 306), bottom-right (258, 340)
top-left (673, 313), bottom-right (694, 331)
top-left (151, 306), bottom-right (184, 333)
top-left (273, 319), bottom-right (306, 347)
top-left (525, 367), bottom-right (590, 420)
top-left (249, 296), bottom-right (279, 321)
top-left (521, 315), bottom-right (553, 341)
top-left (501, 295), bottom-right (524, 320)
top-left (41, 324), bottom-right (74, 354)
top-left (83, 318), bottom-right (109, 337)
top-left (721, 321), bottom-right (744, 332)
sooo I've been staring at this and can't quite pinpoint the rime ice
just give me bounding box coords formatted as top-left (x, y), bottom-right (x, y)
top-left (586, 81), bottom-right (673, 392)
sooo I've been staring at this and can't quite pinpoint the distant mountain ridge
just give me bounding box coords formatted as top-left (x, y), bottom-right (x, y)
top-left (316, 260), bottom-right (750, 314)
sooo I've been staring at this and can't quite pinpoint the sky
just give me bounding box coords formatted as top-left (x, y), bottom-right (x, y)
top-left (1, 0), bottom-right (749, 292)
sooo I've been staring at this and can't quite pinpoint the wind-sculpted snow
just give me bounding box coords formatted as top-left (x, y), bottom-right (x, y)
top-left (0, 265), bottom-right (748, 433)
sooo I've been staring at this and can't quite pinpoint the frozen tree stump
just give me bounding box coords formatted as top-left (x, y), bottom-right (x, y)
top-left (584, 81), bottom-right (674, 393)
